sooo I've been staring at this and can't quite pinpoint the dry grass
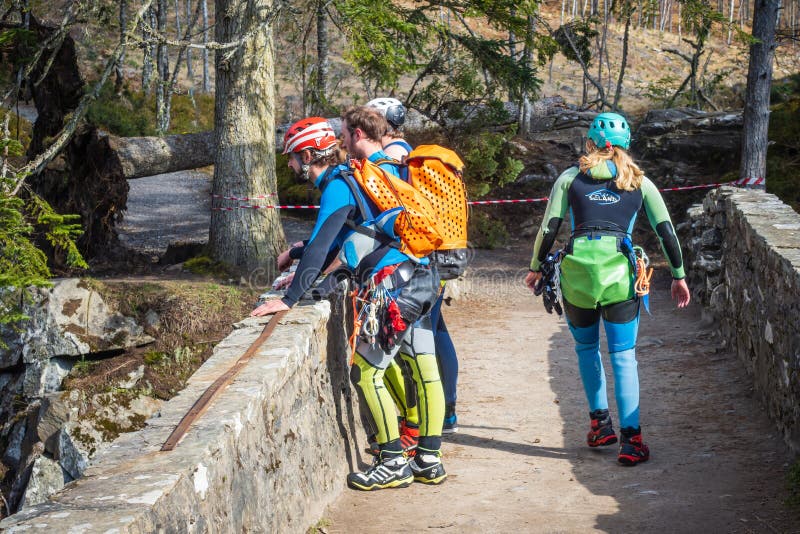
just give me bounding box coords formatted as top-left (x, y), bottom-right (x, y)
top-left (64, 279), bottom-right (260, 400)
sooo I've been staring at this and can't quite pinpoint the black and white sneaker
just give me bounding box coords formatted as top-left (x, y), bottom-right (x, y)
top-left (347, 455), bottom-right (413, 491)
top-left (409, 452), bottom-right (448, 485)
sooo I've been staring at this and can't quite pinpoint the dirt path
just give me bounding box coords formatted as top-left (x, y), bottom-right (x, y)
top-left (117, 172), bottom-right (313, 256)
top-left (323, 243), bottom-right (798, 533)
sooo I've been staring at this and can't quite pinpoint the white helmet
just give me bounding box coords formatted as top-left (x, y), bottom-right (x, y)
top-left (366, 97), bottom-right (406, 129)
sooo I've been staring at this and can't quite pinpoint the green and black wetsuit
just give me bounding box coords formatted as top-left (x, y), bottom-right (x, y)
top-left (530, 166), bottom-right (685, 308)
top-left (529, 164), bottom-right (685, 430)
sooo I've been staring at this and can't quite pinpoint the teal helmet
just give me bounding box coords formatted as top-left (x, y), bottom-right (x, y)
top-left (588, 112), bottom-right (631, 150)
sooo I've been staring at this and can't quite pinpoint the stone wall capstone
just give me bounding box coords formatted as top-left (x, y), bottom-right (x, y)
top-left (0, 296), bottom-right (366, 533)
top-left (681, 187), bottom-right (800, 453)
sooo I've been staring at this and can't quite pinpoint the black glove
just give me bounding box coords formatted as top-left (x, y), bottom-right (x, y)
top-left (533, 251), bottom-right (563, 316)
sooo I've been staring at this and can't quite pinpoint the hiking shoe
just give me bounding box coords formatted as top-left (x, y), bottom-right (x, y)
top-left (618, 427), bottom-right (650, 466)
top-left (587, 409), bottom-right (617, 448)
top-left (443, 404), bottom-right (458, 434)
top-left (409, 451), bottom-right (447, 485)
top-left (347, 454), bottom-right (413, 491)
top-left (399, 419), bottom-right (419, 454)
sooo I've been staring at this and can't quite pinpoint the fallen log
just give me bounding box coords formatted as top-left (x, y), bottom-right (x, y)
top-left (109, 131), bottom-right (215, 179)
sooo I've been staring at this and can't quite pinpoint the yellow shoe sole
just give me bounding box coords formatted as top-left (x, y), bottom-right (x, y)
top-left (347, 475), bottom-right (413, 491)
top-left (413, 473), bottom-right (447, 485)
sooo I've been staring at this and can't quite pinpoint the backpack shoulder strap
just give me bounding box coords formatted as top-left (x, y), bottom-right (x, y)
top-left (335, 167), bottom-right (371, 222)
top-left (337, 167), bottom-right (400, 250)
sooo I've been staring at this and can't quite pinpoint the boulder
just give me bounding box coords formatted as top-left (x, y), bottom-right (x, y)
top-left (0, 279), bottom-right (154, 394)
top-left (18, 454), bottom-right (69, 510)
top-left (57, 423), bottom-right (92, 479)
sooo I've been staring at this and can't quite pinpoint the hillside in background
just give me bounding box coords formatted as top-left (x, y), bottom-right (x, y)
top-left (13, 0), bottom-right (795, 125)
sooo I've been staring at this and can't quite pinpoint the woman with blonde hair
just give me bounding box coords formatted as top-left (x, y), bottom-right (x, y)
top-left (524, 112), bottom-right (691, 466)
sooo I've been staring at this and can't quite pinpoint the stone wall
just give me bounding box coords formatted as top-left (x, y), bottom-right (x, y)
top-left (681, 187), bottom-right (800, 453)
top-left (0, 297), bottom-right (367, 533)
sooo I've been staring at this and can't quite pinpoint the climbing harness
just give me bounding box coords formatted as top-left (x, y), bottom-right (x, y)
top-left (534, 250), bottom-right (564, 316)
top-left (347, 265), bottom-right (411, 362)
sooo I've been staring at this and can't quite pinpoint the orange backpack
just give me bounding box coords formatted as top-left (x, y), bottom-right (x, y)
top-left (348, 146), bottom-right (467, 258)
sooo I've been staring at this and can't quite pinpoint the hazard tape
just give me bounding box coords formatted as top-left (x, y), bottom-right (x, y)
top-left (211, 193), bottom-right (278, 201)
top-left (211, 178), bottom-right (763, 211)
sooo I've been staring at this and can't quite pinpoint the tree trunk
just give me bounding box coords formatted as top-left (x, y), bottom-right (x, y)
top-left (108, 132), bottom-right (215, 178)
top-left (186, 0), bottom-right (194, 93)
top-left (314, 0), bottom-right (329, 114)
top-left (210, 0), bottom-right (285, 274)
top-left (24, 20), bottom-right (129, 264)
top-left (509, 7), bottom-right (517, 60)
top-left (740, 0), bottom-right (781, 188)
top-left (613, 7), bottom-right (632, 110)
top-left (155, 0), bottom-right (170, 133)
top-left (115, 0), bottom-right (127, 93)
top-left (142, 4), bottom-right (155, 94)
top-left (202, 0), bottom-right (210, 93)
top-left (518, 14), bottom-right (537, 133)
top-left (175, 0), bottom-right (181, 36)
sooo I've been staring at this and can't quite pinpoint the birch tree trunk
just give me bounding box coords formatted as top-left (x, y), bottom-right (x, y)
top-left (740, 0), bottom-right (782, 188)
top-left (142, 4), bottom-right (155, 94)
top-left (186, 0), bottom-right (193, 91)
top-left (209, 0), bottom-right (285, 274)
top-left (202, 0), bottom-right (210, 93)
top-left (518, 14), bottom-right (536, 133)
top-left (115, 0), bottom-right (127, 94)
top-left (155, 0), bottom-right (170, 133)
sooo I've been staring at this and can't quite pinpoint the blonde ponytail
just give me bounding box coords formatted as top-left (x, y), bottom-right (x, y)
top-left (579, 140), bottom-right (644, 191)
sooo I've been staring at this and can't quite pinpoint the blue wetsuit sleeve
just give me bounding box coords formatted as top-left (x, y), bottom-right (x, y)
top-left (641, 177), bottom-right (686, 279)
top-left (530, 168), bottom-right (577, 271)
top-left (282, 206), bottom-right (351, 307)
top-left (281, 179), bottom-right (355, 307)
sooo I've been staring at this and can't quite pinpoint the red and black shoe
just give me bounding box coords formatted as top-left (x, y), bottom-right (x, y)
top-left (618, 427), bottom-right (650, 466)
top-left (587, 409), bottom-right (618, 448)
top-left (399, 419), bottom-right (419, 456)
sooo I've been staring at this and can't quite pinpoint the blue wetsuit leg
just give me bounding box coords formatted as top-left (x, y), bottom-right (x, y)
top-left (431, 290), bottom-right (458, 406)
top-left (604, 313), bottom-right (640, 429)
top-left (567, 318), bottom-right (609, 412)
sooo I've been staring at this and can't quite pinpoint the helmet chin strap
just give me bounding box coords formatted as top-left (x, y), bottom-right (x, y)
top-left (301, 162), bottom-right (312, 181)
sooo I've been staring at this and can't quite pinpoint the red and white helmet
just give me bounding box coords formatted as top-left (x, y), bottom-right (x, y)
top-left (282, 117), bottom-right (337, 155)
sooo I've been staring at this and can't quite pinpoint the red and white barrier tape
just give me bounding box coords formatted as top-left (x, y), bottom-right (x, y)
top-left (211, 178), bottom-right (764, 211)
top-left (211, 193), bottom-right (278, 201)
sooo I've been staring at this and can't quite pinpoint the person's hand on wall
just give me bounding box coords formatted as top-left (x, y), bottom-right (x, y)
top-left (671, 278), bottom-right (691, 308)
top-left (251, 299), bottom-right (290, 317)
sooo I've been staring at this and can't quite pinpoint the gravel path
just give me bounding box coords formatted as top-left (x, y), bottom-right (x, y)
top-left (118, 170), bottom-right (313, 257)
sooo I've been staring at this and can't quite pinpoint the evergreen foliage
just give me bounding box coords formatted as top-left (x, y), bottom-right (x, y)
top-left (334, 0), bottom-right (543, 126)
top-left (1, 112), bottom-right (88, 337)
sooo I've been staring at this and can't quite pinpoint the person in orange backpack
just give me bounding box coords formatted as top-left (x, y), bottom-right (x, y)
top-left (340, 106), bottom-right (448, 475)
top-left (255, 115), bottom-right (446, 490)
top-left (366, 97), bottom-right (462, 434)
